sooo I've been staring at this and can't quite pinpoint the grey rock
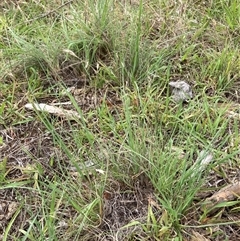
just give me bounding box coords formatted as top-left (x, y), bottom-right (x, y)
top-left (169, 81), bottom-right (193, 102)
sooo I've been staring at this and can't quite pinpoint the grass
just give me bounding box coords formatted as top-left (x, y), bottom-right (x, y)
top-left (1, 0), bottom-right (240, 240)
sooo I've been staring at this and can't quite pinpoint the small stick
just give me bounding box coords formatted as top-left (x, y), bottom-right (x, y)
top-left (203, 182), bottom-right (240, 209)
top-left (25, 102), bottom-right (83, 120)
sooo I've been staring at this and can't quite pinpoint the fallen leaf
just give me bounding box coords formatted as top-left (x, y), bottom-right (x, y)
top-left (95, 169), bottom-right (105, 175)
top-left (191, 150), bottom-right (213, 177)
top-left (191, 231), bottom-right (210, 241)
top-left (25, 103), bottom-right (83, 120)
top-left (196, 150), bottom-right (213, 170)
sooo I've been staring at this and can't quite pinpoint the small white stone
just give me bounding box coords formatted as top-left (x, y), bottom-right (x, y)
top-left (169, 81), bottom-right (193, 102)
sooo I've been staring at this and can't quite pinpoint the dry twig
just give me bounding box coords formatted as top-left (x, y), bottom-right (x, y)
top-left (25, 103), bottom-right (83, 120)
top-left (204, 182), bottom-right (240, 209)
